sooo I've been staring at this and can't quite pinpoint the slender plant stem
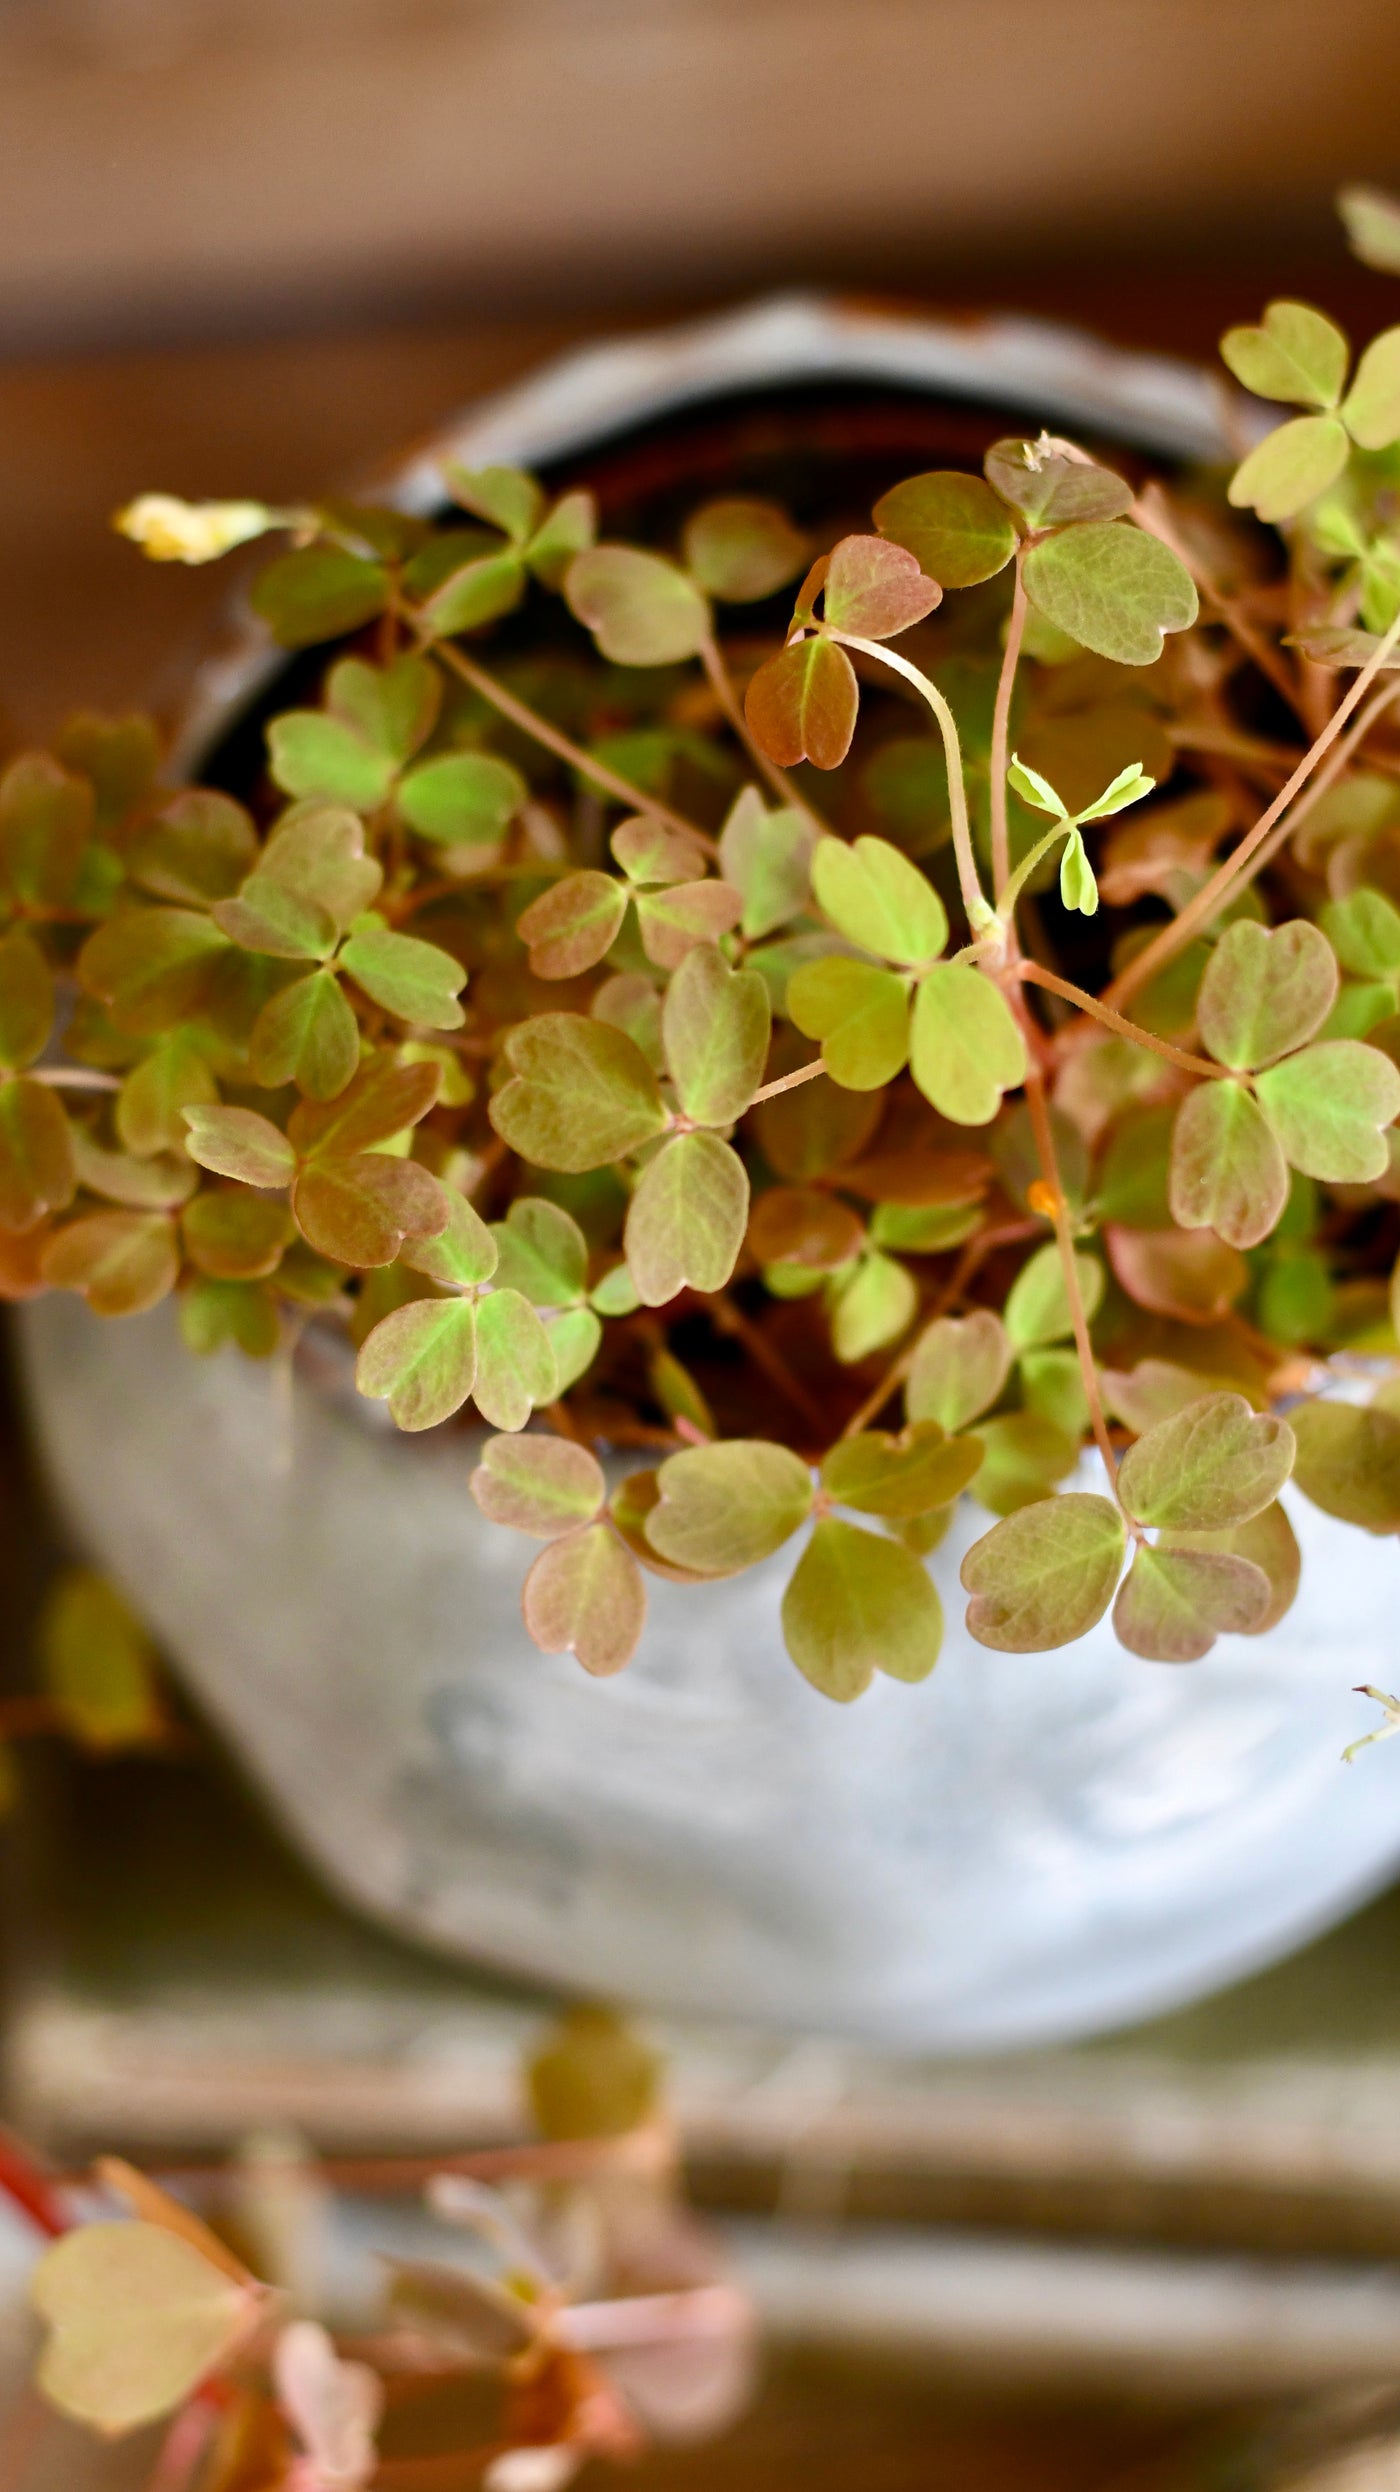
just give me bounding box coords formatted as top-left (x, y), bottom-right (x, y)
top-left (994, 815), bottom-right (1072, 924)
top-left (989, 554), bottom-right (1028, 900)
top-left (831, 633), bottom-right (987, 926)
top-left (1222, 679), bottom-right (1400, 891)
top-left (145, 2399), bottom-right (218, 2492)
top-left (1016, 961), bottom-right (1226, 1079)
top-left (699, 637), bottom-right (828, 832)
top-left (1022, 1067), bottom-right (1122, 1501)
top-left (422, 632), bottom-right (718, 855)
top-left (29, 1067), bottom-right (120, 1093)
top-left (1107, 608), bottom-right (1400, 1011)
top-left (748, 1056), bottom-right (828, 1108)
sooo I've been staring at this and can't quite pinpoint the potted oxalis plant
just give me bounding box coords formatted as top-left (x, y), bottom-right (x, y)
top-left (11, 193), bottom-right (1400, 2048)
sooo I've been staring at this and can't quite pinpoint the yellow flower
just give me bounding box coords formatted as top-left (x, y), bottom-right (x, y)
top-left (113, 494), bottom-right (279, 564)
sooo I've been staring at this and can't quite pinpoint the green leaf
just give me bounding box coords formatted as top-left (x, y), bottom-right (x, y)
top-left (1289, 1398), bottom-right (1400, 1532)
top-left (255, 804), bottom-right (385, 934)
top-left (41, 1209), bottom-right (178, 1316)
top-left (526, 488), bottom-right (597, 587)
top-left (491, 1014), bottom-right (669, 1172)
top-left (1117, 1390), bottom-right (1294, 1530)
top-left (906, 1309), bottom-right (1011, 1432)
top-left (522, 1524), bottom-right (646, 1675)
top-left (565, 545), bottom-right (710, 665)
top-left (820, 533), bottom-right (942, 640)
top-left (1077, 761), bottom-right (1158, 824)
top-left (1023, 523), bottom-right (1199, 666)
top-left (644, 1438), bottom-right (813, 1576)
top-left (489, 1195), bottom-right (587, 1305)
top-left (984, 439), bottom-right (1134, 527)
top-left (182, 1187), bottom-right (292, 1280)
top-left (1007, 754), bottom-right (1068, 817)
top-left (267, 712), bottom-right (396, 811)
top-left (79, 908), bottom-right (229, 1037)
top-left (420, 550), bottom-right (526, 637)
top-left (470, 1432), bottom-right (606, 1536)
top-left (1004, 1239), bottom-right (1103, 1348)
top-left (326, 651), bottom-right (440, 763)
top-left (0, 1078), bottom-right (74, 1231)
top-left (0, 927), bottom-right (55, 1070)
top-left (634, 879), bottom-right (743, 970)
top-left (786, 955), bottom-right (911, 1090)
top-left (624, 1129), bottom-right (747, 1305)
top-left (32, 2221), bottom-right (259, 2435)
top-left (356, 1295), bottom-right (479, 1430)
top-left (128, 790), bottom-right (257, 907)
top-left (828, 1248), bottom-right (918, 1363)
top-left (213, 875), bottom-right (339, 963)
top-left (473, 1287), bottom-right (558, 1429)
top-left (1342, 327), bottom-right (1400, 451)
top-left (443, 461), bottom-right (543, 542)
top-left (910, 962), bottom-right (1027, 1124)
top-left (1019, 1345), bottom-right (1090, 1439)
top-left (292, 1153), bottom-right (446, 1267)
top-left (397, 752), bottom-right (525, 848)
top-left (249, 969), bottom-right (358, 1099)
top-left (340, 927), bottom-right (466, 1029)
top-left (744, 636), bottom-right (859, 770)
top-left (811, 834), bottom-right (947, 966)
top-left (57, 710), bottom-right (160, 827)
top-left (967, 1410), bottom-right (1079, 1514)
top-left (1322, 888), bottom-right (1400, 979)
top-left (1227, 415), bottom-right (1350, 522)
top-left (39, 1568), bottom-right (165, 1750)
top-left (1169, 1080), bottom-right (1289, 1250)
top-left (1255, 1039), bottom-right (1400, 1181)
top-left (683, 497), bottom-right (806, 601)
top-left (1339, 185), bottom-right (1400, 275)
top-left (718, 791), bottom-right (816, 938)
top-left (961, 1492), bottom-right (1126, 1651)
top-left (821, 1420), bottom-right (982, 1516)
top-left (118, 1032), bottom-right (219, 1156)
top-left (548, 1303), bottom-right (602, 1391)
top-left (0, 753), bottom-right (93, 908)
top-left (252, 545), bottom-right (389, 647)
top-left (182, 1104), bottom-right (294, 1188)
top-left (661, 941), bottom-right (771, 1126)
top-left (1058, 828), bottom-right (1098, 915)
top-left (1198, 918), bottom-right (1338, 1069)
top-left (400, 1186), bottom-right (497, 1288)
top-left (782, 1517), bottom-right (942, 1701)
top-left (1221, 301), bottom-right (1349, 407)
top-left (1112, 1544), bottom-right (1270, 1662)
top-left (873, 470), bottom-right (1018, 587)
top-left (870, 1199), bottom-right (979, 1253)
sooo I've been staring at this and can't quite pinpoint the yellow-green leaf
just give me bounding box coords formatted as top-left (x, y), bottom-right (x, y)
top-left (787, 955), bottom-right (911, 1091)
top-left (1221, 300), bottom-right (1349, 408)
top-left (811, 834), bottom-right (947, 966)
top-left (905, 1309), bottom-right (1011, 1432)
top-left (661, 940), bottom-right (770, 1126)
top-left (1342, 326), bottom-right (1400, 450)
top-left (32, 2221), bottom-right (259, 2436)
top-left (961, 1492), bottom-right (1126, 1651)
top-left (1117, 1390), bottom-right (1294, 1531)
top-left (1227, 414), bottom-right (1350, 522)
top-left (624, 1129), bottom-right (748, 1305)
top-left (781, 1517), bottom-right (942, 1701)
top-left (644, 1438), bottom-right (813, 1576)
top-left (874, 470), bottom-right (1018, 587)
top-left (491, 1015), bottom-right (669, 1172)
top-left (1023, 523), bottom-right (1198, 665)
top-left (820, 1420), bottom-right (983, 1517)
top-left (39, 1569), bottom-right (165, 1751)
top-left (565, 545), bottom-right (710, 665)
top-left (355, 1295), bottom-right (479, 1431)
top-left (1255, 1039), bottom-right (1400, 1181)
top-left (1003, 1239), bottom-right (1103, 1349)
top-left (1289, 1398), bottom-right (1400, 1532)
top-left (1169, 1080), bottom-right (1289, 1250)
top-left (910, 962), bottom-right (1026, 1124)
top-left (1197, 919), bottom-right (1338, 1070)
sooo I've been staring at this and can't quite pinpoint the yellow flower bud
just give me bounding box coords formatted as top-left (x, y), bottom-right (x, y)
top-left (113, 494), bottom-right (278, 564)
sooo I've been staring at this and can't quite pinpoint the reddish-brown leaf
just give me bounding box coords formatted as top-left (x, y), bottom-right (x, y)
top-left (291, 1154), bottom-right (447, 1267)
top-left (42, 1211), bottom-right (179, 1316)
top-left (744, 637), bottom-right (858, 770)
top-left (1106, 1223), bottom-right (1249, 1324)
top-left (746, 1185), bottom-right (865, 1270)
top-left (288, 1055), bottom-right (441, 1159)
top-left (0, 1078), bottom-right (75, 1231)
top-left (522, 1523), bottom-right (647, 1675)
top-left (820, 533), bottom-right (943, 640)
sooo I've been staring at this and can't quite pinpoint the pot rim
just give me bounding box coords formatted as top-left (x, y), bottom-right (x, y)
top-left (173, 288), bottom-right (1248, 772)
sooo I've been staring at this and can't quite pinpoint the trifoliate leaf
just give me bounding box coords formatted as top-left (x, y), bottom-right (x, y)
top-left (517, 870), bottom-right (628, 979)
top-left (905, 1309), bottom-right (1012, 1432)
top-left (39, 1569), bottom-right (165, 1751)
top-left (644, 1439), bottom-right (813, 1575)
top-left (1112, 1543), bottom-right (1270, 1662)
top-left (470, 1433), bottom-right (606, 1536)
top-left (491, 1015), bottom-right (669, 1172)
top-left (1117, 1391), bottom-right (1294, 1531)
top-left (718, 791), bottom-right (816, 938)
top-left (1221, 301), bottom-right (1349, 408)
top-left (43, 1210), bottom-right (178, 1316)
top-left (355, 1296), bottom-right (479, 1431)
top-left (873, 470), bottom-right (1018, 587)
top-left (1169, 1080), bottom-right (1289, 1250)
top-left (820, 1421), bottom-right (982, 1517)
top-left (522, 1524), bottom-right (646, 1675)
top-left (473, 1288), bottom-right (558, 1430)
top-left (1197, 918), bottom-right (1338, 1069)
top-left (961, 1492), bottom-right (1126, 1651)
top-left (624, 1130), bottom-right (748, 1305)
top-left (0, 1079), bottom-right (75, 1232)
top-left (1255, 1039), bottom-right (1400, 1181)
top-left (1289, 1398), bottom-right (1400, 1532)
top-left (489, 1195), bottom-right (586, 1305)
top-left (339, 927), bottom-right (466, 1029)
top-left (1004, 1239), bottom-right (1103, 1348)
top-left (327, 651), bottom-right (439, 763)
top-left (1023, 523), bottom-right (1199, 666)
top-left (400, 1186), bottom-right (497, 1287)
top-left (397, 752), bottom-right (525, 849)
top-left (249, 968), bottom-right (360, 1100)
top-left (782, 1518), bottom-right (942, 1700)
top-left (811, 834), bottom-right (947, 966)
top-left (565, 546), bottom-right (710, 665)
top-left (252, 546), bottom-right (388, 647)
top-left (820, 534), bottom-right (942, 640)
top-left (1059, 828), bottom-right (1098, 915)
top-left (909, 962), bottom-right (1027, 1124)
top-left (661, 941), bottom-right (771, 1126)
top-left (183, 1103), bottom-right (295, 1188)
top-left (786, 955), bottom-right (911, 1091)
top-left (634, 878), bottom-right (743, 970)
top-left (828, 1247), bottom-right (918, 1363)
top-left (743, 636), bottom-right (859, 770)
top-left (1227, 415), bottom-right (1350, 522)
top-left (32, 2222), bottom-right (260, 2436)
top-left (965, 1410), bottom-right (1079, 1514)
top-left (683, 497), bottom-right (806, 601)
top-left (1342, 327), bottom-right (1400, 451)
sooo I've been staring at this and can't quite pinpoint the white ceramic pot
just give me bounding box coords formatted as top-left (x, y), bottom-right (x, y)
top-left (18, 299), bottom-right (1400, 2052)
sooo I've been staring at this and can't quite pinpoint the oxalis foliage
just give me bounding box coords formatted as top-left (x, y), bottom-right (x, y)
top-left (10, 195), bottom-right (1400, 1697)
